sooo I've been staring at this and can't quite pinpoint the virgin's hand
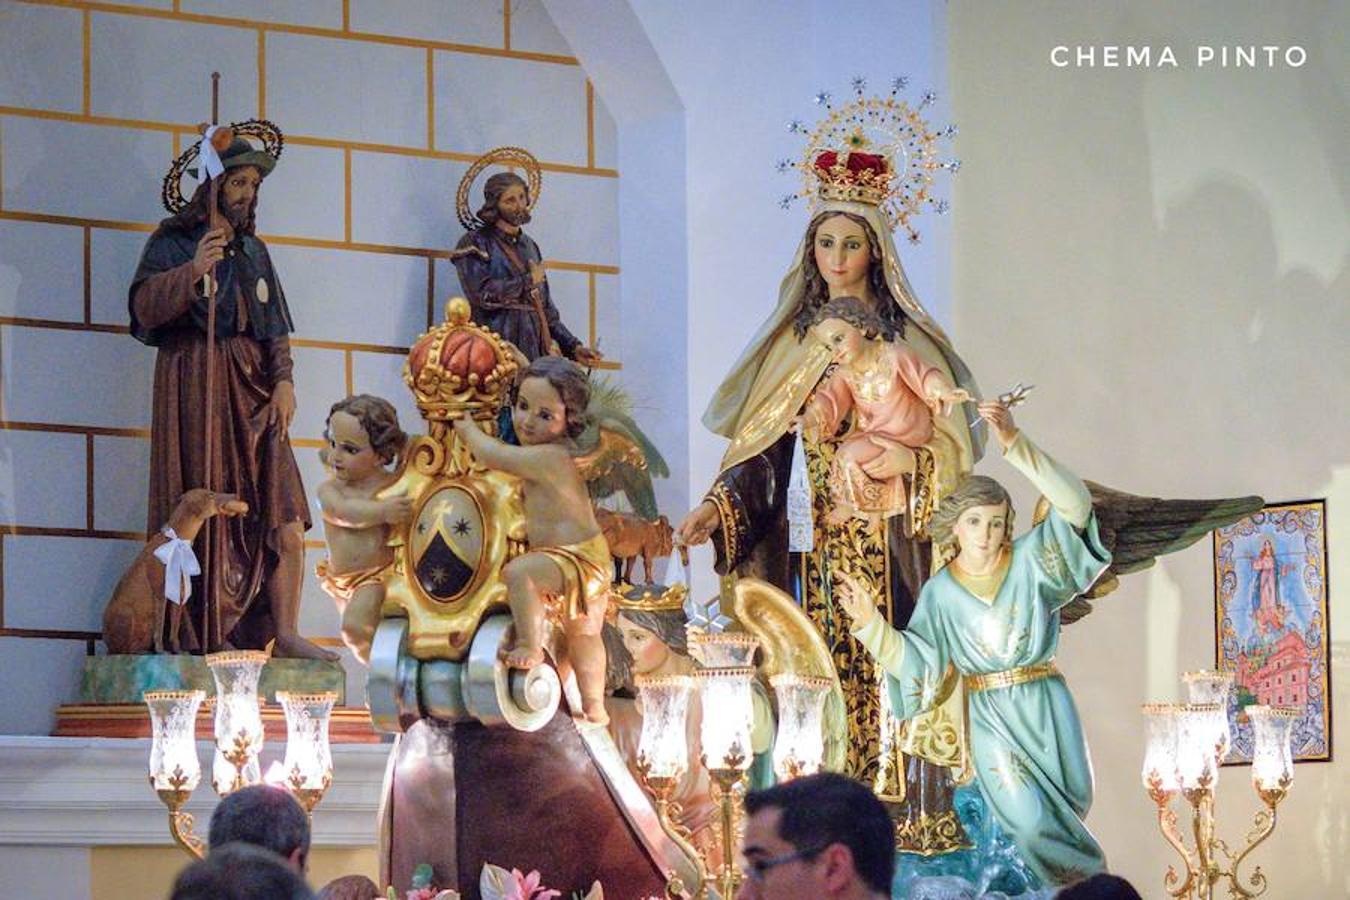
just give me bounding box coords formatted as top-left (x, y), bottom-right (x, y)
top-left (977, 400), bottom-right (1018, 451)
top-left (861, 445), bottom-right (915, 480)
top-left (269, 381), bottom-right (296, 432)
top-left (191, 228), bottom-right (228, 280)
top-left (835, 573), bottom-right (878, 629)
top-left (675, 501), bottom-right (721, 547)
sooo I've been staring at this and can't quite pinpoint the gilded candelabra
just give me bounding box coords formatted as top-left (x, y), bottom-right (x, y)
top-left (144, 653), bottom-right (338, 858)
top-left (629, 629), bottom-right (836, 899)
top-left (1141, 671), bottom-right (1298, 899)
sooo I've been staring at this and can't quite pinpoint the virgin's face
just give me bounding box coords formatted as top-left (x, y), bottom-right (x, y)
top-left (618, 617), bottom-right (672, 675)
top-left (812, 215), bottom-right (871, 297)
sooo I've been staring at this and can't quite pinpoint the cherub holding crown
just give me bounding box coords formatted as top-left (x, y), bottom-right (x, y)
top-left (452, 356), bottom-right (612, 725)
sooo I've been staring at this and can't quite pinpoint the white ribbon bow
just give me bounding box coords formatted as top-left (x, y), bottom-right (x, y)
top-left (153, 527), bottom-right (200, 606)
top-left (198, 125), bottom-right (226, 183)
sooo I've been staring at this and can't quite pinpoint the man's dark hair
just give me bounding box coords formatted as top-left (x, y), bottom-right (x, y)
top-left (743, 772), bottom-right (895, 894)
top-left (172, 842), bottom-right (314, 900)
top-left (1056, 873), bottom-right (1144, 899)
top-left (208, 784), bottom-right (311, 863)
top-left (476, 171), bottom-right (530, 226)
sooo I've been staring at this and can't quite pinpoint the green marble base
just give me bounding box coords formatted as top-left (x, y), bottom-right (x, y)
top-left (82, 654), bottom-right (346, 705)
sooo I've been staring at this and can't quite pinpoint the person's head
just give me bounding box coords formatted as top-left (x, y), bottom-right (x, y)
top-left (929, 475), bottom-right (1014, 567)
top-left (808, 297), bottom-right (886, 367)
top-left (477, 171), bottom-right (531, 230)
top-left (208, 784), bottom-right (311, 873)
top-left (172, 842), bottom-right (314, 900)
top-left (315, 874), bottom-right (382, 900)
top-left (324, 394), bottom-right (407, 482)
top-left (617, 608), bottom-right (689, 677)
top-left (218, 164), bottom-right (262, 230)
top-left (1055, 872), bottom-right (1143, 900)
top-left (169, 136), bottom-right (276, 236)
top-left (738, 773), bottom-right (895, 899)
top-left (510, 356), bottom-right (590, 445)
top-left (793, 210), bottom-right (904, 342)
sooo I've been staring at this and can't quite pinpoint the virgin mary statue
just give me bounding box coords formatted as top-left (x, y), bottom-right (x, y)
top-left (678, 146), bottom-right (984, 854)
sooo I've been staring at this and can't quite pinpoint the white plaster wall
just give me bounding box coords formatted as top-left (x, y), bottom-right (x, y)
top-left (950, 1), bottom-right (1349, 894)
top-left (0, 0), bottom-right (621, 734)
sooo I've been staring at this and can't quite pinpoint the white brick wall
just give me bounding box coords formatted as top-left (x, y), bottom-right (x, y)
top-left (0, 0), bottom-right (623, 735)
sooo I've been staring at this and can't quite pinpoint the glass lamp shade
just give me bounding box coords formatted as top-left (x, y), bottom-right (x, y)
top-left (695, 667), bottom-right (756, 770)
top-left (634, 675), bottom-right (695, 780)
top-left (687, 631), bottom-right (759, 669)
top-left (1139, 703), bottom-right (1182, 794)
top-left (1247, 705), bottom-right (1298, 792)
top-left (276, 691), bottom-right (336, 791)
top-left (770, 674), bottom-right (832, 780)
top-left (206, 650), bottom-right (268, 793)
top-left (1175, 703), bottom-right (1222, 791)
top-left (1183, 670), bottom-right (1235, 763)
top-left (145, 690), bottom-right (206, 792)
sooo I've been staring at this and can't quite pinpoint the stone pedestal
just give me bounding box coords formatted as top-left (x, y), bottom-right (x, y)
top-left (53, 654), bottom-right (380, 743)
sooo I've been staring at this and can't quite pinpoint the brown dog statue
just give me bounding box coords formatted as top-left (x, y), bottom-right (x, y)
top-left (102, 489), bottom-right (248, 654)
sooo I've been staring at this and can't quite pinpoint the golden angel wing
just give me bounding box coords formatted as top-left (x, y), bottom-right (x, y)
top-left (573, 426), bottom-right (647, 482)
top-left (729, 577), bottom-right (847, 772)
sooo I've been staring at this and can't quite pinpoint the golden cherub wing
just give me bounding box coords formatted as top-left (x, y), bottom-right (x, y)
top-left (573, 426), bottom-right (647, 482)
top-left (729, 577), bottom-right (847, 772)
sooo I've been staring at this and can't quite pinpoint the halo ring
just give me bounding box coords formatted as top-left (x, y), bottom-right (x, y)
top-left (455, 146), bottom-right (543, 231)
top-left (160, 118), bottom-right (285, 214)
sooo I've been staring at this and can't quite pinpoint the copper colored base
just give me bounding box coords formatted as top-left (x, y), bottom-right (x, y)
top-left (52, 703), bottom-right (384, 744)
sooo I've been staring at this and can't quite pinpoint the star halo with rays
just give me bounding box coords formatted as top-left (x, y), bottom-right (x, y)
top-left (779, 75), bottom-right (959, 244)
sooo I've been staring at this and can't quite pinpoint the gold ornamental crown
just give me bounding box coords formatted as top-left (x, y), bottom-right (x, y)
top-left (813, 149), bottom-right (893, 206)
top-left (403, 297), bottom-right (519, 422)
top-left (611, 581), bottom-right (690, 614)
top-left (782, 76), bottom-right (959, 243)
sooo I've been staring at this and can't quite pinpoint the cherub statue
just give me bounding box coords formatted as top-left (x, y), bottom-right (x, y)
top-left (452, 356), bottom-right (611, 725)
top-left (801, 295), bottom-right (970, 525)
top-left (315, 395), bottom-right (412, 665)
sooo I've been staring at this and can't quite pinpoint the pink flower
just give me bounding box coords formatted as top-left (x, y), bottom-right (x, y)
top-left (509, 869), bottom-right (561, 900)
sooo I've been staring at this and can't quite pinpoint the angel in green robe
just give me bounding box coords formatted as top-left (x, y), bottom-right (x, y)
top-left (838, 400), bottom-right (1113, 887)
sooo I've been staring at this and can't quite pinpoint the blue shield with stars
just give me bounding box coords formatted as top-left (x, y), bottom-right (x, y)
top-left (410, 486), bottom-right (484, 602)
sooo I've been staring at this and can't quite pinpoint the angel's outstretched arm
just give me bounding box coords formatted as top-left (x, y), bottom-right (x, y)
top-left (452, 416), bottom-right (558, 481)
top-left (978, 400), bottom-right (1091, 528)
